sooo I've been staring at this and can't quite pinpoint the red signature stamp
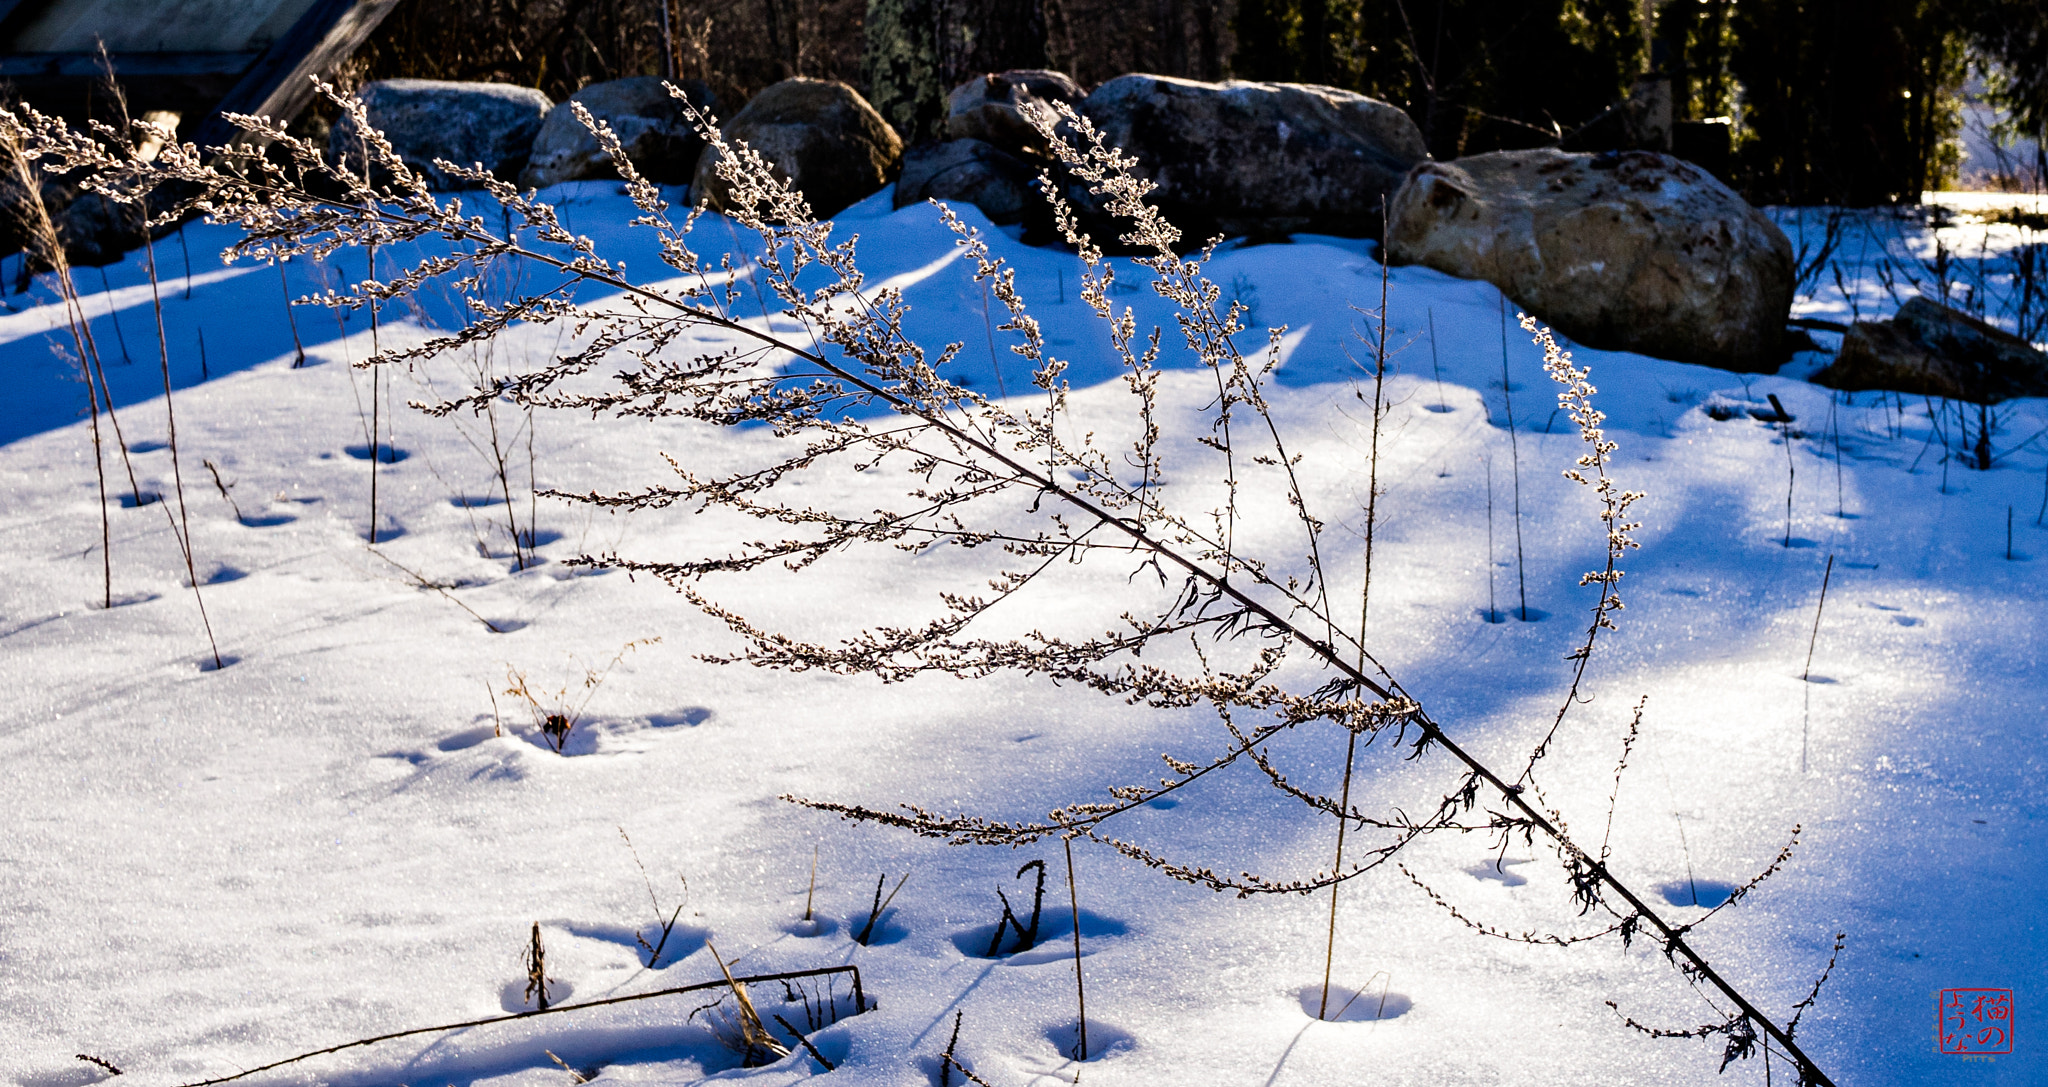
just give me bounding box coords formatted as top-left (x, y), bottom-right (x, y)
top-left (1938, 989), bottom-right (2015, 1055)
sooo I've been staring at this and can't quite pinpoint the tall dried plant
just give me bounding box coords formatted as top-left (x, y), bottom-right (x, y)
top-left (0, 82), bottom-right (1842, 1084)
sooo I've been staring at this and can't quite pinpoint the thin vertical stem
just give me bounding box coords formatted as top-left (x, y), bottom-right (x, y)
top-left (1499, 298), bottom-right (1528, 620)
top-left (177, 222), bottom-right (193, 299)
top-left (278, 258), bottom-right (305, 367)
top-left (979, 279), bottom-right (1008, 399)
top-left (367, 243), bottom-right (381, 544)
top-left (9, 135), bottom-right (113, 604)
top-left (1776, 395), bottom-right (1795, 546)
top-left (75, 294), bottom-right (114, 605)
top-left (96, 265), bottom-right (132, 364)
top-left (85, 348), bottom-right (112, 606)
top-left (1427, 307), bottom-right (1445, 412)
top-left (484, 389), bottom-right (524, 569)
top-left (1485, 456), bottom-right (1497, 623)
top-left (1064, 837), bottom-right (1087, 1061)
top-left (1328, 229), bottom-right (1391, 1016)
top-left (71, 273), bottom-right (149, 507)
top-left (536, 405), bottom-right (544, 564)
top-left (661, 0), bottom-right (675, 79)
top-left (1829, 392), bottom-right (1844, 518)
top-left (1318, 729), bottom-right (1357, 1020)
top-left (142, 209), bottom-right (223, 669)
top-left (1800, 554), bottom-right (1834, 775)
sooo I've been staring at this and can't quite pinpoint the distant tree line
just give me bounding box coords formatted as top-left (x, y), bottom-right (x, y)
top-left (351, 0), bottom-right (2046, 205)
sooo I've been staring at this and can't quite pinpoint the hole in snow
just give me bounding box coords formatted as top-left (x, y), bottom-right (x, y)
top-left (344, 443), bottom-right (409, 463)
top-left (499, 976), bottom-right (574, 1013)
top-left (1040, 1020), bottom-right (1135, 1061)
top-left (1299, 984), bottom-right (1412, 1022)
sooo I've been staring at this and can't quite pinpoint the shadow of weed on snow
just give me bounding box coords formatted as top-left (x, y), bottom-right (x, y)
top-left (1656, 879), bottom-right (1740, 908)
top-left (308, 1021), bottom-right (744, 1087)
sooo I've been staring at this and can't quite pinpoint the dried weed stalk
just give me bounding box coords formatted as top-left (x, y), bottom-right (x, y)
top-left (504, 638), bottom-right (657, 752)
top-left (0, 83), bottom-right (1838, 1084)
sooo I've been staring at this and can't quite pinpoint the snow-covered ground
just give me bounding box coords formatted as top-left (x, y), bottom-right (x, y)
top-left (2, 184), bottom-right (2043, 1087)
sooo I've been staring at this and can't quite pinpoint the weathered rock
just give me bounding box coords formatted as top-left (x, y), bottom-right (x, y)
top-left (945, 69), bottom-right (1084, 159)
top-left (1815, 297), bottom-right (2048, 403)
top-left (518, 77), bottom-right (715, 189)
top-left (1, 177), bottom-right (145, 269)
top-left (1386, 148), bottom-right (1793, 372)
top-left (332, 79), bottom-right (553, 190)
top-left (54, 191), bottom-right (146, 267)
top-left (1073, 75), bottom-right (1428, 241)
top-left (895, 138), bottom-right (1035, 224)
top-left (692, 78), bottom-right (903, 220)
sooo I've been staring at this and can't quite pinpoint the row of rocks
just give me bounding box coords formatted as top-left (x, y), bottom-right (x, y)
top-left (896, 70), bottom-right (1428, 245)
top-left (25, 68), bottom-right (2034, 395)
top-left (837, 71), bottom-right (1797, 376)
top-left (330, 76), bottom-right (719, 192)
top-left (317, 72), bottom-right (1796, 375)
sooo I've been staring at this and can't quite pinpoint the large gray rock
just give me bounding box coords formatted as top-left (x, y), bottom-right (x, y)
top-left (332, 79), bottom-right (554, 191)
top-left (1815, 297), bottom-right (2048, 403)
top-left (518, 77), bottom-right (715, 190)
top-left (0, 177), bottom-right (144, 270)
top-left (1072, 75), bottom-right (1428, 241)
top-left (895, 138), bottom-right (1035, 224)
top-left (1386, 149), bottom-right (1793, 372)
top-left (692, 78), bottom-right (903, 221)
top-left (945, 69), bottom-right (1084, 159)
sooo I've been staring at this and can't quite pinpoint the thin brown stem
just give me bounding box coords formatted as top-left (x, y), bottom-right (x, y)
top-left (1064, 836), bottom-right (1088, 1061)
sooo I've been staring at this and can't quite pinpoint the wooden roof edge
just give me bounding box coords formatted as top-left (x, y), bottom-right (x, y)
top-left (189, 0), bottom-right (404, 151)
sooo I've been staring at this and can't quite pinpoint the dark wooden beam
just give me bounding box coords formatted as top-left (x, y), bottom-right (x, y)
top-left (0, 51), bottom-right (259, 78)
top-left (189, 0), bottom-right (404, 150)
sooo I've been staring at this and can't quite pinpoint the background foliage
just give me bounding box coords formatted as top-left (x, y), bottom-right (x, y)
top-left (347, 0), bottom-right (2045, 204)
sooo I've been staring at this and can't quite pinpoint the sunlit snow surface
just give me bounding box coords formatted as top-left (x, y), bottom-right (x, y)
top-left (2, 184), bottom-right (2043, 1087)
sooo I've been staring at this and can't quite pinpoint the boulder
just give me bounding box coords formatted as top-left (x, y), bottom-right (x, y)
top-left (944, 69), bottom-right (1084, 159)
top-left (1815, 297), bottom-right (2048, 403)
top-left (332, 79), bottom-right (554, 191)
top-left (1072, 75), bottom-right (1428, 241)
top-left (895, 138), bottom-right (1035, 224)
top-left (518, 77), bottom-right (715, 190)
top-left (692, 78), bottom-right (903, 221)
top-left (1, 177), bottom-right (144, 270)
top-left (1386, 148), bottom-right (1793, 372)
top-left (53, 190), bottom-right (146, 267)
